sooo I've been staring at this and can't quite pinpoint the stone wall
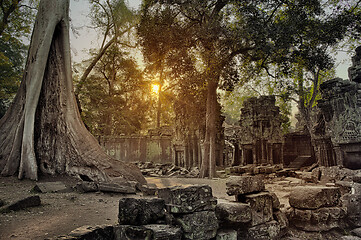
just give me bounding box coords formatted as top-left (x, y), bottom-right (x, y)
top-left (99, 135), bottom-right (173, 164)
top-left (314, 46), bottom-right (361, 169)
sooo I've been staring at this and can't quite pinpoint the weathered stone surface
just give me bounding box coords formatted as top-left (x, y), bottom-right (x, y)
top-left (216, 229), bottom-right (237, 240)
top-left (269, 192), bottom-right (280, 210)
top-left (98, 182), bottom-right (136, 194)
top-left (138, 183), bottom-right (158, 196)
top-left (226, 176), bottom-right (265, 196)
top-left (239, 220), bottom-right (281, 240)
top-left (273, 210), bottom-right (289, 230)
top-left (0, 199), bottom-right (4, 207)
top-left (75, 182), bottom-right (98, 193)
top-left (114, 225), bottom-right (153, 240)
top-left (33, 182), bottom-right (71, 193)
top-left (144, 224), bottom-right (182, 240)
top-left (353, 173), bottom-right (361, 183)
top-left (215, 201), bottom-right (251, 226)
top-left (343, 194), bottom-right (361, 227)
top-left (349, 46), bottom-right (361, 83)
top-left (341, 236), bottom-right (361, 240)
top-left (289, 186), bottom-right (340, 209)
top-left (351, 227), bottom-right (361, 238)
top-left (0, 195), bottom-right (41, 213)
top-left (158, 185), bottom-right (217, 214)
top-left (67, 225), bottom-right (114, 240)
top-left (289, 206), bottom-right (347, 232)
top-left (175, 211), bottom-right (218, 240)
top-left (118, 198), bottom-right (165, 225)
top-left (313, 166), bottom-right (358, 183)
top-left (238, 192), bottom-right (273, 226)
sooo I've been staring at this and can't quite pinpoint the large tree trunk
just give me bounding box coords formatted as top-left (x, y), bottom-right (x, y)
top-left (0, 0), bottom-right (145, 184)
top-left (200, 80), bottom-right (218, 178)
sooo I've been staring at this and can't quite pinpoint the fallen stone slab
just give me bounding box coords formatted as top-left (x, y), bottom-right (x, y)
top-left (216, 229), bottom-right (237, 240)
top-left (289, 186), bottom-right (341, 209)
top-left (67, 225), bottom-right (114, 239)
top-left (114, 225), bottom-right (152, 240)
top-left (144, 224), bottom-right (182, 240)
top-left (238, 192), bottom-right (273, 226)
top-left (215, 201), bottom-right (251, 227)
top-left (118, 198), bottom-right (165, 225)
top-left (273, 210), bottom-right (289, 230)
top-left (175, 211), bottom-right (219, 240)
top-left (226, 176), bottom-right (265, 196)
top-left (352, 227), bottom-right (361, 238)
top-left (239, 220), bottom-right (281, 240)
top-left (158, 185), bottom-right (217, 214)
top-left (289, 206), bottom-right (347, 232)
top-left (343, 194), bottom-right (361, 227)
top-left (75, 181), bottom-right (98, 193)
top-left (0, 195), bottom-right (41, 213)
top-left (98, 182), bottom-right (136, 194)
top-left (33, 182), bottom-right (71, 193)
top-left (137, 183), bottom-right (158, 196)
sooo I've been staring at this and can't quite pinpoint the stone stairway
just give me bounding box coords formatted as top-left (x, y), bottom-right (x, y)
top-left (287, 155), bottom-right (313, 169)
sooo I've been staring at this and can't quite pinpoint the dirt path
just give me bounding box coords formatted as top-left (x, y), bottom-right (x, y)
top-left (0, 175), bottom-right (303, 240)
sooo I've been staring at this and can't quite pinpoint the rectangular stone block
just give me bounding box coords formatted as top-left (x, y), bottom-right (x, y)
top-left (216, 229), bottom-right (237, 240)
top-left (176, 211), bottom-right (218, 240)
top-left (226, 176), bottom-right (265, 196)
top-left (238, 220), bottom-right (281, 240)
top-left (118, 198), bottom-right (165, 225)
top-left (238, 192), bottom-right (273, 226)
top-left (158, 185), bottom-right (217, 213)
top-left (289, 186), bottom-right (341, 209)
top-left (215, 201), bottom-right (251, 227)
top-left (144, 224), bottom-right (182, 240)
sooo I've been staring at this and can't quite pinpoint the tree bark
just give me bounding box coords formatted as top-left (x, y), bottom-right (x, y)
top-left (0, 0), bottom-right (145, 184)
top-left (200, 80), bottom-right (218, 178)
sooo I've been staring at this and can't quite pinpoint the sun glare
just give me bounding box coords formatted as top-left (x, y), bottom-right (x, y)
top-left (151, 84), bottom-right (160, 94)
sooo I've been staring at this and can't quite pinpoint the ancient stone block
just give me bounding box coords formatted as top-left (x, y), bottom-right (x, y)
top-left (351, 227), bottom-right (361, 238)
top-left (289, 186), bottom-right (340, 209)
top-left (144, 224), bottom-right (182, 240)
top-left (273, 210), bottom-right (289, 230)
top-left (226, 176), bottom-right (265, 196)
top-left (269, 192), bottom-right (280, 210)
top-left (158, 185), bottom-right (217, 214)
top-left (114, 225), bottom-right (153, 240)
top-left (0, 199), bottom-right (4, 207)
top-left (353, 173), bottom-right (361, 183)
top-left (33, 182), bottom-right (71, 193)
top-left (238, 192), bottom-right (273, 226)
top-left (343, 194), bottom-right (361, 227)
top-left (341, 236), bottom-right (361, 240)
top-left (75, 182), bottom-right (98, 193)
top-left (67, 225), bottom-right (114, 240)
top-left (98, 182), bottom-right (136, 194)
top-left (118, 198), bottom-right (165, 225)
top-left (216, 229), bottom-right (237, 240)
top-left (215, 201), bottom-right (251, 226)
top-left (289, 206), bottom-right (347, 232)
top-left (239, 220), bottom-right (281, 240)
top-left (0, 195), bottom-right (41, 213)
top-left (175, 211), bottom-right (218, 240)
top-left (138, 183), bottom-right (158, 196)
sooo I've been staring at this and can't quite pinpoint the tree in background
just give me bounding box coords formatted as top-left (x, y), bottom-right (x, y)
top-left (0, 0), bottom-right (38, 117)
top-left (139, 0), bottom-right (354, 178)
top-left (0, 0), bottom-right (145, 184)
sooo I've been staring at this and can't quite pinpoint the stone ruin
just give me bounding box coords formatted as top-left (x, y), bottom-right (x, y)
top-left (238, 96), bottom-right (283, 166)
top-left (314, 46), bottom-right (361, 169)
top-left (48, 172), bottom-right (361, 239)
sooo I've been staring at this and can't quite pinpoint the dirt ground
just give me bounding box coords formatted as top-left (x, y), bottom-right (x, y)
top-left (0, 174), bottom-right (309, 240)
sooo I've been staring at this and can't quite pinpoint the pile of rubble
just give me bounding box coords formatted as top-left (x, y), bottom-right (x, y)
top-left (135, 162), bottom-right (200, 178)
top-left (226, 164), bottom-right (283, 176)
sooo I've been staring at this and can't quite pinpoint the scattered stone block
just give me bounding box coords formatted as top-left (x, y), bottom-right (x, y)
top-left (289, 206), bottom-right (347, 232)
top-left (158, 185), bottom-right (217, 214)
top-left (343, 194), bottom-right (361, 227)
top-left (75, 181), bottom-right (98, 193)
top-left (114, 225), bottom-right (153, 240)
top-left (273, 210), bottom-right (289, 230)
top-left (137, 183), bottom-right (158, 196)
top-left (269, 192), bottom-right (280, 210)
top-left (215, 201), bottom-right (251, 226)
top-left (175, 211), bottom-right (218, 240)
top-left (98, 182), bottom-right (136, 194)
top-left (144, 224), bottom-right (182, 240)
top-left (0, 195), bottom-right (41, 213)
top-left (238, 192), bottom-right (273, 226)
top-left (352, 227), bottom-right (361, 237)
top-left (118, 198), bottom-right (165, 225)
top-left (239, 220), bottom-right (281, 240)
top-left (216, 229), bottom-right (237, 240)
top-left (67, 225), bottom-right (114, 239)
top-left (33, 182), bottom-right (71, 193)
top-left (353, 173), bottom-right (361, 183)
top-left (226, 176), bottom-right (265, 196)
top-left (341, 236), bottom-right (361, 240)
top-left (289, 186), bottom-right (340, 209)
